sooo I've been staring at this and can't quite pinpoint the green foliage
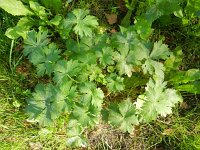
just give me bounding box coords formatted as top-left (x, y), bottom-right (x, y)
top-left (60, 9), bottom-right (99, 38)
top-left (108, 99), bottom-right (139, 133)
top-left (0, 0), bottom-right (33, 16)
top-left (41, 0), bottom-right (62, 13)
top-left (1, 0), bottom-right (199, 148)
top-left (136, 78), bottom-right (182, 122)
top-left (170, 69), bottom-right (200, 94)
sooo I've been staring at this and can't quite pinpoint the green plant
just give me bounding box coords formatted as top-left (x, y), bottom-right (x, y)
top-left (1, 0), bottom-right (199, 148)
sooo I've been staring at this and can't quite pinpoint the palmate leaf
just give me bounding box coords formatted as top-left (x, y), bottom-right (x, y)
top-left (54, 81), bottom-right (77, 112)
top-left (108, 99), bottom-right (139, 133)
top-left (61, 9), bottom-right (98, 37)
top-left (106, 73), bottom-right (124, 92)
top-left (113, 49), bottom-right (133, 77)
top-left (98, 47), bottom-right (114, 67)
top-left (112, 28), bottom-right (149, 77)
top-left (150, 40), bottom-right (170, 60)
top-left (23, 30), bottom-right (49, 56)
top-left (71, 103), bottom-right (100, 127)
top-left (111, 28), bottom-right (138, 49)
top-left (79, 82), bottom-right (104, 108)
top-left (142, 40), bottom-right (170, 78)
top-left (26, 82), bottom-right (77, 126)
top-left (137, 78), bottom-right (182, 122)
top-left (142, 59), bottom-right (165, 79)
top-left (26, 84), bottom-right (59, 126)
top-left (30, 43), bottom-right (61, 76)
top-left (53, 60), bottom-right (82, 84)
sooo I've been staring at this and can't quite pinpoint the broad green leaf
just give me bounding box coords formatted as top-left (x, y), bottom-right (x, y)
top-left (29, 1), bottom-right (47, 20)
top-left (111, 29), bottom-right (138, 49)
top-left (98, 47), bottom-right (114, 67)
top-left (71, 103), bottom-right (100, 127)
top-left (138, 78), bottom-right (182, 122)
top-left (145, 0), bottom-right (181, 23)
top-left (0, 0), bottom-right (33, 16)
top-left (142, 59), bottom-right (165, 79)
top-left (26, 82), bottom-right (76, 126)
top-left (26, 84), bottom-right (60, 126)
top-left (54, 81), bottom-right (77, 112)
top-left (53, 60), bottom-right (81, 84)
top-left (61, 9), bottom-right (99, 37)
top-left (87, 65), bottom-right (105, 83)
top-left (150, 40), bottom-right (170, 60)
top-left (108, 100), bottom-right (139, 133)
top-left (184, 0), bottom-right (200, 18)
top-left (72, 52), bottom-right (97, 65)
top-left (5, 27), bottom-right (26, 39)
top-left (30, 43), bottom-right (60, 76)
top-left (41, 0), bottom-right (62, 13)
top-left (106, 73), bottom-right (124, 92)
top-left (49, 15), bottom-right (62, 26)
top-left (134, 16), bottom-right (153, 40)
top-left (23, 30), bottom-right (49, 56)
top-left (79, 82), bottom-right (104, 108)
top-left (113, 50), bottom-right (133, 77)
top-left (5, 17), bottom-right (34, 39)
top-left (165, 47), bottom-right (183, 72)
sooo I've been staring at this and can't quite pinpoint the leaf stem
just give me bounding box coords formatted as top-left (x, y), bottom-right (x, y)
top-left (9, 40), bottom-right (14, 74)
top-left (66, 74), bottom-right (79, 83)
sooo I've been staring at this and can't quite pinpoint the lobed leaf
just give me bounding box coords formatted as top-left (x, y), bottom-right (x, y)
top-left (61, 9), bottom-right (99, 37)
top-left (108, 99), bottom-right (139, 133)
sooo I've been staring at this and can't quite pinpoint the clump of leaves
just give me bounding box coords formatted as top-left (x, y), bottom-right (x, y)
top-left (1, 0), bottom-right (195, 148)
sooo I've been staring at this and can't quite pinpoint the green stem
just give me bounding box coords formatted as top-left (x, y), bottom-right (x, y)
top-left (9, 40), bottom-right (14, 74)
